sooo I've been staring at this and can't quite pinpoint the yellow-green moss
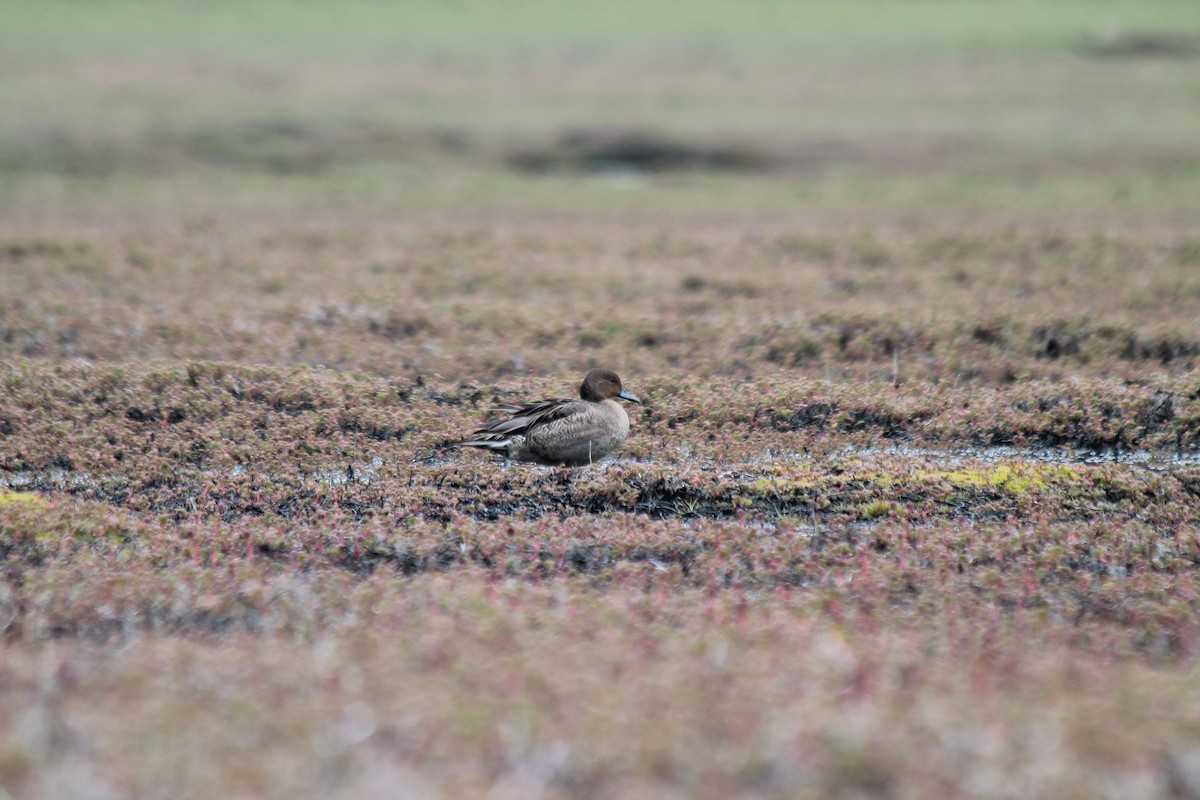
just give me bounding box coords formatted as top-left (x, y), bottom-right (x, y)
top-left (744, 471), bottom-right (823, 496)
top-left (861, 499), bottom-right (892, 519)
top-left (0, 490), bottom-right (45, 509)
top-left (742, 461), bottom-right (1081, 500)
top-left (913, 463), bottom-right (1079, 493)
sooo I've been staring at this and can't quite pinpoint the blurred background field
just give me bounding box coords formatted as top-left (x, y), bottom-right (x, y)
top-left (2, 0), bottom-right (1198, 225)
top-left (3, 2), bottom-right (1200, 799)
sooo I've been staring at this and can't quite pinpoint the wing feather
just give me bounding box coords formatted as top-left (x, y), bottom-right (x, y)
top-left (463, 398), bottom-right (579, 441)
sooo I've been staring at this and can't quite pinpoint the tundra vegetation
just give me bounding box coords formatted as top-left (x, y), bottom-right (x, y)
top-left (2, 1), bottom-right (1200, 798)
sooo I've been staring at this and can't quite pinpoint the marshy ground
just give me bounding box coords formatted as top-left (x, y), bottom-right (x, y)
top-left (3, 2), bottom-right (1200, 798)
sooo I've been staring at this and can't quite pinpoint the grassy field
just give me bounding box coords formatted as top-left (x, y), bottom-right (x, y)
top-left (3, 2), bottom-right (1200, 798)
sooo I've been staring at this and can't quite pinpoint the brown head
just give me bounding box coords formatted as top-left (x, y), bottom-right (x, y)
top-left (579, 369), bottom-right (641, 404)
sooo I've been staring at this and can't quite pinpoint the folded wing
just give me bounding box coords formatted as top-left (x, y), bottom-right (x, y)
top-left (457, 398), bottom-right (577, 449)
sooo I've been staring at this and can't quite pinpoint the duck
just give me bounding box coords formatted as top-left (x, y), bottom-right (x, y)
top-left (455, 369), bottom-right (642, 466)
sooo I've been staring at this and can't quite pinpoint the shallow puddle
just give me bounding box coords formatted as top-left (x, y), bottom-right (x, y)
top-left (0, 467), bottom-right (99, 492)
top-left (308, 456), bottom-right (386, 487)
top-left (874, 444), bottom-right (1200, 471)
top-left (4, 443), bottom-right (1195, 494)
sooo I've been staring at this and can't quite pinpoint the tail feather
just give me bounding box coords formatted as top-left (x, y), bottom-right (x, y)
top-left (455, 436), bottom-right (513, 453)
